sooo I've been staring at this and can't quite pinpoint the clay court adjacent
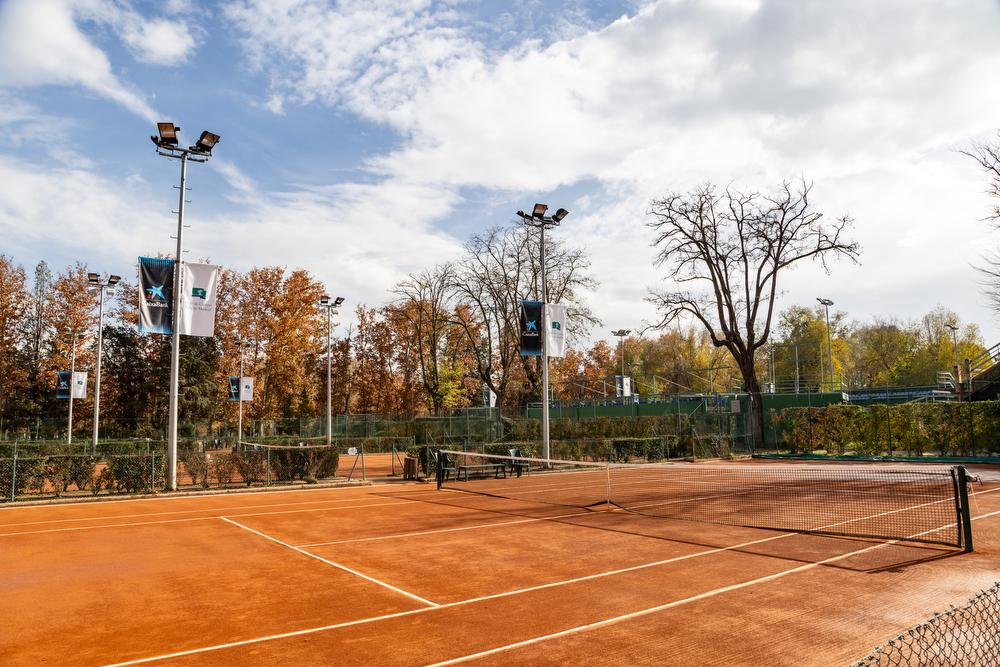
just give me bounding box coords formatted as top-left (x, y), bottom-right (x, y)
top-left (1, 456), bottom-right (998, 666)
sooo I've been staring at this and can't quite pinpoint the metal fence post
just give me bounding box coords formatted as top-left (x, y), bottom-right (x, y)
top-left (11, 444), bottom-right (17, 502)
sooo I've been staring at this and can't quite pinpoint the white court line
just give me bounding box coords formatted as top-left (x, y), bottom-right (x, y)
top-left (218, 516), bottom-right (439, 607)
top-left (105, 504), bottom-right (1000, 667)
top-left (0, 494), bottom-right (410, 528)
top-left (424, 507), bottom-right (1000, 667)
top-left (297, 509), bottom-right (595, 547)
top-left (0, 481), bottom-right (377, 511)
top-left (0, 500), bottom-right (415, 538)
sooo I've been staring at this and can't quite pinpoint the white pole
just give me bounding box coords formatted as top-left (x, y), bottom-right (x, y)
top-left (237, 342), bottom-right (244, 446)
top-left (167, 152), bottom-right (188, 491)
top-left (92, 289), bottom-right (105, 455)
top-left (326, 307), bottom-right (332, 446)
top-left (68, 333), bottom-right (77, 445)
top-left (540, 224), bottom-right (550, 464)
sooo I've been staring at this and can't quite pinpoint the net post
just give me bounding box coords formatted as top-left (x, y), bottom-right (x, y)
top-left (435, 450), bottom-right (445, 490)
top-left (956, 466), bottom-right (974, 552)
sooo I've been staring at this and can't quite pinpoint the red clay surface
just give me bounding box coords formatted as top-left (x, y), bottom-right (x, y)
top-left (0, 463), bottom-right (997, 666)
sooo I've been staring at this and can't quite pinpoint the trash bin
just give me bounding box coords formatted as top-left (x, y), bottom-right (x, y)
top-left (403, 456), bottom-right (418, 480)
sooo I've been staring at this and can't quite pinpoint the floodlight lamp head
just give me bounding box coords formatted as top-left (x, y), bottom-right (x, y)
top-left (946, 323), bottom-right (959, 332)
top-left (532, 203), bottom-right (548, 218)
top-left (817, 297), bottom-right (833, 307)
top-left (319, 296), bottom-right (331, 307)
top-left (87, 273), bottom-right (100, 285)
top-left (552, 208), bottom-right (569, 223)
top-left (108, 275), bottom-right (121, 286)
top-left (333, 297), bottom-right (345, 307)
top-left (191, 130), bottom-right (220, 154)
top-left (155, 122), bottom-right (179, 146)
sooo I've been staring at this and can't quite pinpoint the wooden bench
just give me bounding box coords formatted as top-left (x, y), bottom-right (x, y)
top-left (457, 462), bottom-right (507, 481)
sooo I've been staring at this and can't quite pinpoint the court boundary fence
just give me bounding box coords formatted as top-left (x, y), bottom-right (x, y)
top-left (856, 581), bottom-right (999, 665)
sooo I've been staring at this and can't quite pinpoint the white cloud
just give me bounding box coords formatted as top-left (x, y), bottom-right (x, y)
top-left (119, 16), bottom-right (197, 66)
top-left (0, 0), bottom-right (158, 121)
top-left (223, 0), bottom-right (1000, 340)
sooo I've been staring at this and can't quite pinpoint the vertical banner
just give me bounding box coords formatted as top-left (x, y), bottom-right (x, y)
top-left (56, 371), bottom-right (71, 399)
top-left (240, 377), bottom-right (254, 402)
top-left (230, 376), bottom-right (254, 401)
top-left (139, 256), bottom-right (176, 334)
top-left (72, 371), bottom-right (87, 399)
top-left (616, 375), bottom-right (632, 398)
top-left (177, 263), bottom-right (220, 337)
top-left (519, 300), bottom-right (543, 357)
top-left (544, 304), bottom-right (567, 358)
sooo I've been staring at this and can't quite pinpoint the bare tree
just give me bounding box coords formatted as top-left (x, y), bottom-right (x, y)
top-left (390, 263), bottom-right (456, 415)
top-left (646, 179), bottom-right (860, 447)
top-left (962, 132), bottom-right (1000, 311)
top-left (451, 225), bottom-right (599, 415)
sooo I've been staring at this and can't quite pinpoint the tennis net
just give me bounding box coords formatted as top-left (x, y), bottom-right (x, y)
top-left (435, 450), bottom-right (974, 550)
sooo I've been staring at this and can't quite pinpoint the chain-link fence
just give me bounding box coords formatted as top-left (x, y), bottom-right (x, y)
top-left (856, 582), bottom-right (999, 665)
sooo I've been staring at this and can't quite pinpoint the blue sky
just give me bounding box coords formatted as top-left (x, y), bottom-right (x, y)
top-left (2, 0), bottom-right (1000, 344)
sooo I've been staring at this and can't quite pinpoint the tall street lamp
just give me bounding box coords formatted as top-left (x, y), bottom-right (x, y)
top-left (151, 122), bottom-right (220, 490)
top-left (516, 203), bottom-right (569, 463)
top-left (817, 297), bottom-right (835, 391)
top-left (235, 337), bottom-right (252, 444)
top-left (946, 322), bottom-right (961, 399)
top-left (67, 332), bottom-right (79, 445)
top-left (319, 296), bottom-right (345, 446)
top-left (87, 273), bottom-right (120, 454)
top-left (612, 329), bottom-right (630, 396)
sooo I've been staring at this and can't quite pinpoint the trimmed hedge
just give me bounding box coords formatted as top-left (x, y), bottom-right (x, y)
top-left (770, 400), bottom-right (1000, 457)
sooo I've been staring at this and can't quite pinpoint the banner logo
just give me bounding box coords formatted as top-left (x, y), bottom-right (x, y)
top-left (145, 284), bottom-right (166, 301)
top-left (192, 287), bottom-right (207, 300)
top-left (139, 257), bottom-right (176, 335)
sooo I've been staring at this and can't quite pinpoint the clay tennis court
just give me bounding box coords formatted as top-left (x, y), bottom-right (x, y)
top-left (1, 460), bottom-right (998, 666)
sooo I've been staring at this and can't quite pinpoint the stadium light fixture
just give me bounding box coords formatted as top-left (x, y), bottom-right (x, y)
top-left (191, 130), bottom-right (221, 155)
top-left (149, 121), bottom-right (220, 491)
top-left (946, 322), bottom-right (961, 397)
top-left (532, 203), bottom-right (548, 218)
top-left (152, 122), bottom-right (179, 147)
top-left (552, 208), bottom-right (569, 223)
top-left (612, 330), bottom-right (631, 393)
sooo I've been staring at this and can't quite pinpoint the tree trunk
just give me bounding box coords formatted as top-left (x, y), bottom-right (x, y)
top-left (739, 359), bottom-right (764, 452)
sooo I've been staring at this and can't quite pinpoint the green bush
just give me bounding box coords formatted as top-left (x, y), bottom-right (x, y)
top-left (105, 455), bottom-right (159, 494)
top-left (231, 450), bottom-right (267, 486)
top-left (0, 456), bottom-right (46, 501)
top-left (211, 453), bottom-right (235, 486)
top-left (180, 450), bottom-right (210, 489)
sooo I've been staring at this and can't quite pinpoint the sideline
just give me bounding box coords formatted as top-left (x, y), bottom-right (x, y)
top-left (219, 516), bottom-right (439, 607)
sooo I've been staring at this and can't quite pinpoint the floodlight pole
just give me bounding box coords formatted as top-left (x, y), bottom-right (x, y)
top-left (326, 307), bottom-right (333, 446)
top-left (151, 122), bottom-right (217, 490)
top-left (516, 205), bottom-right (567, 464)
top-left (946, 323), bottom-right (961, 400)
top-left (818, 298), bottom-right (835, 391)
top-left (166, 152), bottom-right (188, 490)
top-left (92, 287), bottom-right (108, 454)
top-left (68, 333), bottom-right (77, 445)
top-left (237, 340), bottom-right (245, 445)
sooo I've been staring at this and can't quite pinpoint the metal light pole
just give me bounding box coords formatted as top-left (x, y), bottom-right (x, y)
top-left (817, 297), bottom-right (835, 391)
top-left (612, 329), bottom-right (630, 396)
top-left (516, 204), bottom-right (569, 464)
top-left (151, 123), bottom-right (220, 490)
top-left (946, 323), bottom-right (961, 399)
top-left (87, 273), bottom-right (120, 454)
top-left (236, 339), bottom-right (247, 445)
top-left (67, 332), bottom-right (78, 445)
top-left (318, 296), bottom-right (344, 445)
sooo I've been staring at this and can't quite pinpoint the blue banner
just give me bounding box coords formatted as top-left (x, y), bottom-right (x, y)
top-left (520, 300), bottom-right (543, 357)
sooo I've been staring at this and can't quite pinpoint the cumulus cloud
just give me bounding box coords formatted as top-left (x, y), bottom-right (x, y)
top-left (221, 0), bottom-right (1000, 336)
top-left (119, 15), bottom-right (198, 66)
top-left (0, 0), bottom-right (158, 121)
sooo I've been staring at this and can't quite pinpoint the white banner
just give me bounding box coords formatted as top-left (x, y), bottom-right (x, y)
top-left (177, 263), bottom-right (220, 337)
top-left (544, 303), bottom-right (567, 358)
top-left (240, 376), bottom-right (254, 402)
top-left (72, 371), bottom-right (87, 399)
